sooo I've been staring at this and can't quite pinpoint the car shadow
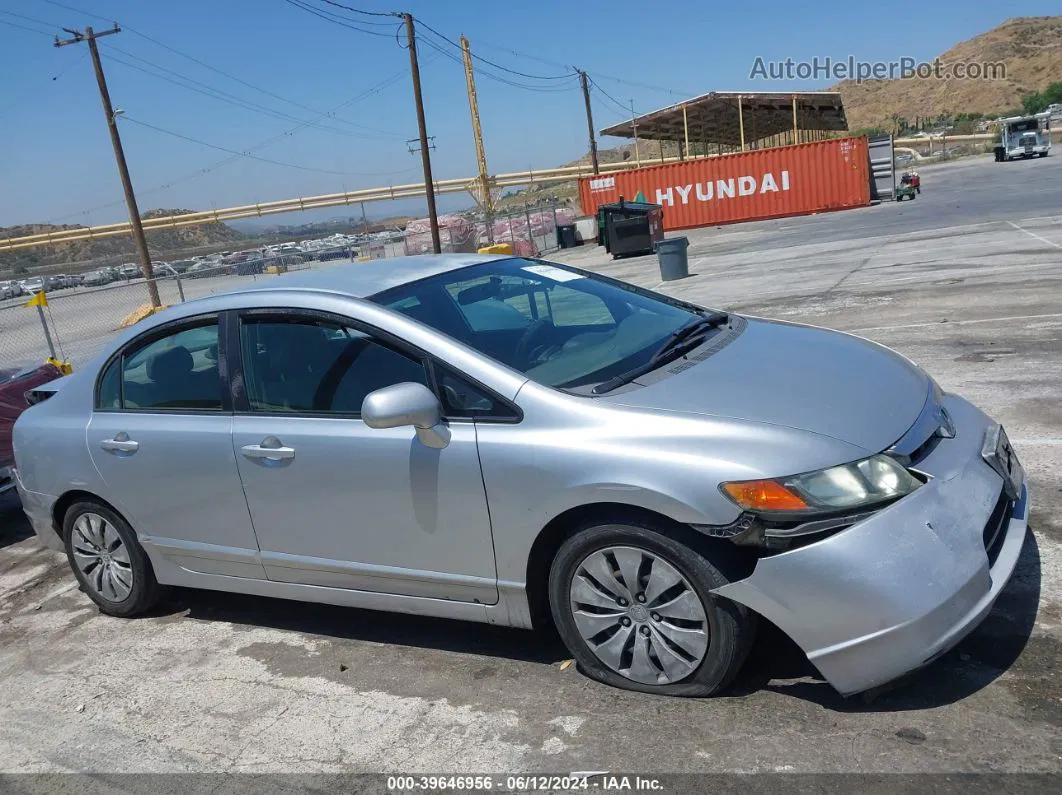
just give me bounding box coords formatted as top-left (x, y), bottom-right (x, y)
top-left (728, 527), bottom-right (1041, 712)
top-left (153, 587), bottom-right (570, 667)
top-left (146, 529), bottom-right (1039, 707)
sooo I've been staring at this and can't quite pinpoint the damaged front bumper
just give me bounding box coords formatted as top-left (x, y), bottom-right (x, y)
top-left (712, 394), bottom-right (1029, 695)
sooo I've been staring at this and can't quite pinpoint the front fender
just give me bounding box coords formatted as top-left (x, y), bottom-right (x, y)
top-left (475, 393), bottom-right (867, 584)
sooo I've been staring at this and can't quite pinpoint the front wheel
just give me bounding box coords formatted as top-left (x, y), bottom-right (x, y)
top-left (548, 521), bottom-right (756, 696)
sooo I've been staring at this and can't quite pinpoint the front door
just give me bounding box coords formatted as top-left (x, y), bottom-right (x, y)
top-left (231, 311), bottom-right (497, 603)
top-left (87, 318), bottom-right (265, 579)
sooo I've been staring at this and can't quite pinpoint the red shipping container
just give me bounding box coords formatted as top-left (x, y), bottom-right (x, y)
top-left (579, 137), bottom-right (870, 231)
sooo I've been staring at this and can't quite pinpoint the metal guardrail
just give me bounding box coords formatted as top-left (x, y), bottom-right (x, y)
top-left (4, 131), bottom-right (1060, 253)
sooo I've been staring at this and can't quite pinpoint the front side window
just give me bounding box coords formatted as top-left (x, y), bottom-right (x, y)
top-left (240, 316), bottom-right (428, 414)
top-left (373, 258), bottom-right (707, 392)
top-left (118, 323), bottom-right (222, 410)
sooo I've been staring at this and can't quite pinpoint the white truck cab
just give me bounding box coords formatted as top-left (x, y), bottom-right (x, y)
top-left (995, 112), bottom-right (1052, 161)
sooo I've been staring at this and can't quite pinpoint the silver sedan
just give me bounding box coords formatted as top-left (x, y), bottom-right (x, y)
top-left (14, 254), bottom-right (1029, 696)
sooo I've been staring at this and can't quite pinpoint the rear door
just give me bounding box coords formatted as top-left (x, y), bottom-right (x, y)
top-left (230, 309), bottom-right (498, 603)
top-left (87, 315), bottom-right (265, 579)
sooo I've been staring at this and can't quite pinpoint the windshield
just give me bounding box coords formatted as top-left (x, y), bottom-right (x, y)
top-left (370, 258), bottom-right (714, 392)
top-left (1012, 119), bottom-right (1042, 133)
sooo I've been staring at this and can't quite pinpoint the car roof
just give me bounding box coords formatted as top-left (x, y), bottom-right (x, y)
top-left (239, 253), bottom-right (512, 299)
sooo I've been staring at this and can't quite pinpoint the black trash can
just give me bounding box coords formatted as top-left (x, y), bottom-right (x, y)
top-left (655, 237), bottom-right (689, 281)
top-left (599, 199), bottom-right (664, 257)
top-left (556, 224), bottom-right (578, 249)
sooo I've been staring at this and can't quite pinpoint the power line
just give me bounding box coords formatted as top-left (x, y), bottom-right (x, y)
top-left (590, 77), bottom-right (633, 116)
top-left (473, 41), bottom-right (694, 97)
top-left (40, 0), bottom-right (692, 100)
top-left (0, 18), bottom-right (54, 37)
top-left (282, 0), bottom-right (397, 37)
top-left (38, 0), bottom-right (398, 135)
top-left (476, 42), bottom-right (572, 72)
top-left (124, 22), bottom-right (398, 131)
top-left (593, 94), bottom-right (631, 120)
top-left (587, 70), bottom-right (695, 98)
top-left (414, 18), bottom-right (577, 81)
top-left (417, 35), bottom-right (578, 94)
top-left (101, 44), bottom-right (403, 140)
top-left (47, 56), bottom-right (423, 224)
top-left (39, 0), bottom-right (117, 24)
top-left (317, 0), bottom-right (396, 19)
top-left (120, 115), bottom-right (415, 177)
top-left (0, 9), bottom-right (61, 29)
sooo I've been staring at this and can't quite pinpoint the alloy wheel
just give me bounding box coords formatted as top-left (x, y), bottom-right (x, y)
top-left (568, 545), bottom-right (709, 685)
top-left (71, 512), bottom-right (133, 602)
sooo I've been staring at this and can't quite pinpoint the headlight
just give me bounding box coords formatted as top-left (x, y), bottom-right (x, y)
top-left (721, 454), bottom-right (921, 514)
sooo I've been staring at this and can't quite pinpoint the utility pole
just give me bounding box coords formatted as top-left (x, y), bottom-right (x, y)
top-left (460, 35), bottom-right (494, 243)
top-left (630, 99), bottom-right (641, 168)
top-left (578, 71), bottom-right (599, 174)
top-left (403, 13), bottom-right (441, 254)
top-left (55, 26), bottom-right (160, 307)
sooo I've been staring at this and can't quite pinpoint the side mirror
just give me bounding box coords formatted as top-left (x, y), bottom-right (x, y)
top-left (361, 382), bottom-right (450, 449)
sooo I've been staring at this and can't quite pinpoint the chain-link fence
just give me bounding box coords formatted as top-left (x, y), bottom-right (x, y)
top-left (0, 246), bottom-right (365, 371)
top-left (401, 198), bottom-right (577, 258)
top-left (0, 203), bottom-right (581, 372)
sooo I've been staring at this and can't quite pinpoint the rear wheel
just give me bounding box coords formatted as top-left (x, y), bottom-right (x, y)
top-left (548, 521), bottom-right (756, 696)
top-left (62, 501), bottom-right (161, 617)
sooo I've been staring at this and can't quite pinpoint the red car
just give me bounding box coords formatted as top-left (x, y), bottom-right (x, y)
top-left (0, 362), bottom-right (64, 495)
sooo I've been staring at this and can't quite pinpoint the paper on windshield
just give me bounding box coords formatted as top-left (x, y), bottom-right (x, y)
top-left (522, 264), bottom-right (582, 282)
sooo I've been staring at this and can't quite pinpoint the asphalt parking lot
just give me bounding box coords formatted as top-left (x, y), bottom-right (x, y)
top-left (1, 153), bottom-right (1060, 778)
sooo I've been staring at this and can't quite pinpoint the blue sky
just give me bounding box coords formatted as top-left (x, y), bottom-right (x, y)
top-left (1, 0), bottom-right (1055, 227)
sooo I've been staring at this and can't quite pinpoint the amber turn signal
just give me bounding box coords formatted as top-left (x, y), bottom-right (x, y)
top-left (722, 480), bottom-right (809, 512)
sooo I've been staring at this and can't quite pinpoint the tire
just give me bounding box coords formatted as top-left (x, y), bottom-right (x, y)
top-left (548, 520), bottom-right (756, 696)
top-left (62, 501), bottom-right (161, 617)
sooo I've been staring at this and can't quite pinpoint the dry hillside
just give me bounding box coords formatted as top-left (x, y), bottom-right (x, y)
top-left (834, 16), bottom-right (1062, 130)
top-left (0, 209), bottom-right (245, 273)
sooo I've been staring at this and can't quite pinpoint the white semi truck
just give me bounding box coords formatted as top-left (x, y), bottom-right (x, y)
top-left (994, 112), bottom-right (1051, 161)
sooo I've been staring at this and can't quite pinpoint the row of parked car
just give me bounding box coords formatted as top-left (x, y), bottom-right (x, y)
top-left (0, 273), bottom-right (89, 300)
top-left (0, 242), bottom-right (365, 302)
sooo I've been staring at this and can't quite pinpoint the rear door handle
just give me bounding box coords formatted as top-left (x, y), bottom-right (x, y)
top-left (100, 433), bottom-right (138, 455)
top-left (241, 437), bottom-right (295, 462)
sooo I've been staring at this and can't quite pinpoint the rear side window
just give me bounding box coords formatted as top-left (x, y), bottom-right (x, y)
top-left (240, 317), bottom-right (428, 415)
top-left (122, 324), bottom-right (222, 410)
top-left (96, 321), bottom-right (222, 411)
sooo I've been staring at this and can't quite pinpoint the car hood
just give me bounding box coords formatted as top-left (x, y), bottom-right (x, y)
top-left (603, 317), bottom-right (929, 454)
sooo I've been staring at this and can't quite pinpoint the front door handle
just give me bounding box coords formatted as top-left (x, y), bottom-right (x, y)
top-left (100, 432), bottom-right (138, 455)
top-left (241, 436), bottom-right (295, 462)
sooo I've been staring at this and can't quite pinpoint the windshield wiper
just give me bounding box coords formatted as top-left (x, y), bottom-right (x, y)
top-left (592, 312), bottom-right (728, 395)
